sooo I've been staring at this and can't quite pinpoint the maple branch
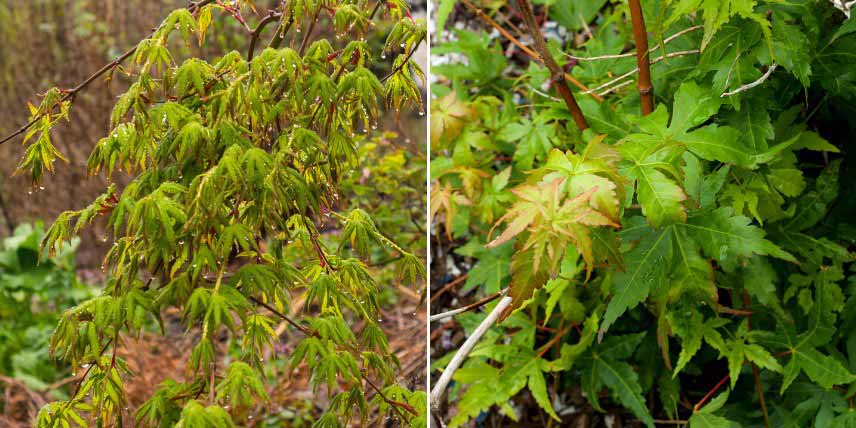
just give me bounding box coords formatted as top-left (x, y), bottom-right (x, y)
top-left (693, 373), bottom-right (730, 412)
top-left (247, 10), bottom-right (283, 61)
top-left (266, 15), bottom-right (294, 50)
top-left (47, 339), bottom-right (115, 428)
top-left (430, 295), bottom-right (513, 413)
top-left (515, 0), bottom-right (588, 129)
top-left (429, 288), bottom-right (506, 322)
top-left (362, 372), bottom-right (419, 416)
top-left (721, 63), bottom-right (778, 97)
top-left (565, 25), bottom-right (702, 61)
top-left (429, 273), bottom-right (468, 303)
top-left (250, 296), bottom-right (418, 418)
top-left (458, 0), bottom-right (602, 102)
top-left (298, 7), bottom-right (321, 56)
top-left (743, 290), bottom-right (771, 428)
top-left (628, 0), bottom-right (654, 115)
top-left (380, 38), bottom-right (425, 83)
top-left (0, 0), bottom-right (216, 147)
top-left (536, 323), bottom-right (573, 358)
top-left (588, 49), bottom-right (700, 96)
top-left (249, 295), bottom-right (313, 336)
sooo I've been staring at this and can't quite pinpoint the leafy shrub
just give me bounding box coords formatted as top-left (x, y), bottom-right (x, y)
top-left (430, 0), bottom-right (856, 426)
top-left (0, 223), bottom-right (95, 394)
top-left (5, 1), bottom-right (426, 427)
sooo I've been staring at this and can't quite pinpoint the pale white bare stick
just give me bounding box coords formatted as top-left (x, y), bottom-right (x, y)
top-left (721, 63), bottom-right (778, 97)
top-left (588, 49), bottom-right (701, 95)
top-left (721, 51), bottom-right (743, 93)
top-left (429, 289), bottom-right (508, 322)
top-left (599, 79), bottom-right (635, 96)
top-left (430, 295), bottom-right (513, 412)
top-left (566, 25), bottom-right (703, 62)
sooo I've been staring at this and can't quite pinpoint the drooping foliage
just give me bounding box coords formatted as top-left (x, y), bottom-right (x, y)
top-left (431, 0), bottom-right (856, 426)
top-left (10, 1), bottom-right (426, 427)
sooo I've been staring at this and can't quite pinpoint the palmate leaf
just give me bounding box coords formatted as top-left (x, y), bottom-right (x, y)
top-left (602, 229), bottom-right (672, 333)
top-left (630, 164), bottom-right (687, 227)
top-left (501, 242), bottom-right (550, 321)
top-left (579, 333), bottom-right (654, 427)
top-left (685, 207), bottom-right (796, 271)
top-left (463, 242), bottom-right (511, 294)
top-left (667, 0), bottom-right (772, 53)
top-left (488, 178), bottom-right (619, 318)
top-left (604, 206), bottom-right (793, 334)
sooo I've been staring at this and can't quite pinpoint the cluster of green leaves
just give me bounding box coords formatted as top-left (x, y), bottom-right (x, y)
top-left (13, 1), bottom-right (426, 427)
top-left (432, 0), bottom-right (856, 426)
top-left (0, 223), bottom-right (96, 394)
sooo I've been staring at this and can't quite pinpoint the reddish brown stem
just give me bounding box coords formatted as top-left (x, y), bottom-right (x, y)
top-left (537, 323), bottom-right (573, 358)
top-left (743, 290), bottom-right (771, 428)
top-left (694, 373), bottom-right (729, 411)
top-left (628, 0), bottom-right (654, 115)
top-left (429, 273), bottom-right (468, 303)
top-left (458, 0), bottom-right (601, 101)
top-left (514, 0), bottom-right (589, 129)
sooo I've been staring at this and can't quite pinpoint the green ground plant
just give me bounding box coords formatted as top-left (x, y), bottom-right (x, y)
top-left (430, 0), bottom-right (856, 426)
top-left (0, 223), bottom-right (96, 395)
top-left (2, 0), bottom-right (427, 427)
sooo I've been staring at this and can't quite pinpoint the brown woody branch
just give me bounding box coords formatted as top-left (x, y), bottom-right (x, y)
top-left (743, 290), bottom-right (771, 428)
top-left (381, 39), bottom-right (425, 83)
top-left (628, 0), bottom-right (654, 115)
top-left (297, 7), bottom-right (322, 56)
top-left (459, 0), bottom-right (602, 102)
top-left (0, 0), bottom-right (216, 147)
top-left (514, 0), bottom-right (588, 129)
top-left (247, 10), bottom-right (284, 61)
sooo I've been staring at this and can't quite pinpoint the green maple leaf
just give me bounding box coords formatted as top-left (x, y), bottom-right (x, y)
top-left (667, 0), bottom-right (772, 53)
top-left (580, 333), bottom-right (654, 427)
top-left (463, 242), bottom-right (512, 294)
top-left (684, 207), bottom-right (796, 271)
top-left (602, 228), bottom-right (672, 333)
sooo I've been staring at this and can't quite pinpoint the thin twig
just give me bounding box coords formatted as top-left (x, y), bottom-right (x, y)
top-left (514, 0), bottom-right (588, 129)
top-left (252, 297), bottom-right (418, 418)
top-left (458, 0), bottom-right (601, 102)
top-left (247, 10), bottom-right (283, 61)
top-left (266, 15), bottom-right (294, 50)
top-left (249, 296), bottom-right (313, 336)
top-left (588, 49), bottom-right (700, 96)
top-left (0, 0), bottom-right (216, 146)
top-left (693, 373), bottom-right (730, 412)
top-left (380, 39), bottom-right (425, 83)
top-left (429, 273), bottom-right (468, 303)
top-left (628, 0), bottom-right (654, 114)
top-left (598, 79), bottom-right (634, 96)
top-left (362, 373), bottom-right (418, 416)
top-left (297, 7), bottom-right (321, 56)
top-left (743, 290), bottom-right (771, 428)
top-left (429, 289), bottom-right (507, 322)
top-left (721, 51), bottom-right (742, 94)
top-left (721, 63), bottom-right (778, 97)
top-left (430, 296), bottom-right (513, 412)
top-left (565, 25), bottom-right (702, 61)
top-left (47, 339), bottom-right (115, 428)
